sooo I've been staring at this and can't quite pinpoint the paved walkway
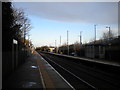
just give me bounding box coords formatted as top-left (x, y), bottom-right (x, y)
top-left (3, 52), bottom-right (43, 89)
top-left (3, 51), bottom-right (73, 89)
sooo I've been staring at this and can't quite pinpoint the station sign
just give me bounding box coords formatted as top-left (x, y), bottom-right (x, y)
top-left (13, 39), bottom-right (18, 44)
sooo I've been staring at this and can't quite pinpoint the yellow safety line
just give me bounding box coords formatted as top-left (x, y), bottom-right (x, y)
top-left (36, 55), bottom-right (55, 89)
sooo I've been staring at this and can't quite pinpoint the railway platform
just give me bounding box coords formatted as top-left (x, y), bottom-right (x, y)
top-left (3, 51), bottom-right (73, 89)
top-left (47, 52), bottom-right (120, 67)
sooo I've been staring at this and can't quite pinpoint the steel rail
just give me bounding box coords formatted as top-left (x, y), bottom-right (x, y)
top-left (43, 55), bottom-right (97, 90)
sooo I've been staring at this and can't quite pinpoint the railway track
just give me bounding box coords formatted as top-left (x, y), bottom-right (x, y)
top-left (39, 52), bottom-right (120, 89)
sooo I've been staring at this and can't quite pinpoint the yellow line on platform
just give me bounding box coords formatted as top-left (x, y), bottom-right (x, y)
top-left (36, 54), bottom-right (55, 89)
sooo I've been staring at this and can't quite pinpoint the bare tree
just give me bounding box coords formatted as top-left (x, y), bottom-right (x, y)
top-left (74, 41), bottom-right (80, 51)
top-left (101, 31), bottom-right (114, 40)
top-left (12, 8), bottom-right (31, 44)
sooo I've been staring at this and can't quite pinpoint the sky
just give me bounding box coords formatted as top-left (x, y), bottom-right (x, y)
top-left (12, 1), bottom-right (119, 47)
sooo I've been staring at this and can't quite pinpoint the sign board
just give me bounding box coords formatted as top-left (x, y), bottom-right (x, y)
top-left (13, 39), bottom-right (18, 44)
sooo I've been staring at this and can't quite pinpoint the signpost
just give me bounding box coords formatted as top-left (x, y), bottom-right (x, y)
top-left (12, 39), bottom-right (18, 71)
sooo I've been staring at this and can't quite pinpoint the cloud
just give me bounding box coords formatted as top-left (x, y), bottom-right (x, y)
top-left (13, 2), bottom-right (118, 25)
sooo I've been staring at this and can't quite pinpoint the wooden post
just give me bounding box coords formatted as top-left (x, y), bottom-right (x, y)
top-left (12, 41), bottom-right (14, 71)
top-left (16, 42), bottom-right (18, 68)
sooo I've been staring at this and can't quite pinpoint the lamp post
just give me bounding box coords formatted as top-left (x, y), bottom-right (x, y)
top-left (106, 26), bottom-right (111, 60)
top-left (106, 26), bottom-right (111, 40)
top-left (59, 36), bottom-right (61, 53)
top-left (60, 36), bottom-right (61, 46)
top-left (55, 40), bottom-right (56, 53)
top-left (67, 30), bottom-right (69, 55)
top-left (94, 25), bottom-right (97, 42)
top-left (80, 31), bottom-right (82, 45)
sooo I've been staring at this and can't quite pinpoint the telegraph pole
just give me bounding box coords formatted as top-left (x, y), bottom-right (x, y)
top-left (55, 40), bottom-right (56, 53)
top-left (106, 26), bottom-right (111, 40)
top-left (80, 31), bottom-right (82, 45)
top-left (60, 36), bottom-right (61, 46)
top-left (55, 40), bottom-right (56, 47)
top-left (59, 36), bottom-right (61, 53)
top-left (94, 24), bottom-right (97, 42)
top-left (67, 30), bottom-right (69, 55)
top-left (106, 26), bottom-right (111, 60)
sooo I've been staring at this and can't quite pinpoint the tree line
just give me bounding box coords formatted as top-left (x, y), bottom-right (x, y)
top-left (2, 2), bottom-right (31, 51)
top-left (2, 2), bottom-right (32, 80)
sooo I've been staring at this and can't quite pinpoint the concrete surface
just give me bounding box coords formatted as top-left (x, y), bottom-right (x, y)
top-left (3, 51), bottom-right (73, 89)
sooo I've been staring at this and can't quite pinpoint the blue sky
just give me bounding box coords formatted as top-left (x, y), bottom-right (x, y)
top-left (12, 2), bottom-right (118, 47)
